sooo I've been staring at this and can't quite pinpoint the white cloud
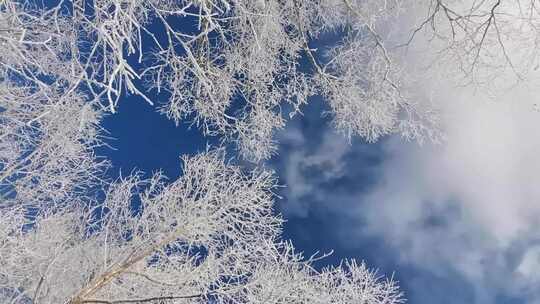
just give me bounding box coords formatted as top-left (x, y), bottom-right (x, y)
top-left (346, 4), bottom-right (540, 300)
top-left (275, 2), bottom-right (540, 301)
top-left (517, 246), bottom-right (540, 281)
top-left (350, 52), bottom-right (540, 302)
top-left (277, 34), bottom-right (540, 304)
top-left (275, 84), bottom-right (540, 302)
top-left (277, 126), bottom-right (351, 217)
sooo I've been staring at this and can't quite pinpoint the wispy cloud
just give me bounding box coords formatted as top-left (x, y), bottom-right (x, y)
top-left (356, 82), bottom-right (540, 303)
top-left (273, 3), bottom-right (540, 301)
top-left (274, 61), bottom-right (540, 304)
top-left (273, 107), bottom-right (385, 218)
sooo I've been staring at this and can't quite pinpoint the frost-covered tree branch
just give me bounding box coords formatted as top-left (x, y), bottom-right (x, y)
top-left (1, 0), bottom-right (440, 165)
top-left (0, 151), bottom-right (405, 304)
top-left (401, 0), bottom-right (540, 87)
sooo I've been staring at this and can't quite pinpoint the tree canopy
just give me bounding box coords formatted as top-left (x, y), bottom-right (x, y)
top-left (1, 0), bottom-right (536, 303)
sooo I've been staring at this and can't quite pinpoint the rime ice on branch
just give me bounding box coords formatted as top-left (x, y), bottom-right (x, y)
top-left (0, 151), bottom-right (404, 304)
top-left (2, 0), bottom-right (439, 164)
